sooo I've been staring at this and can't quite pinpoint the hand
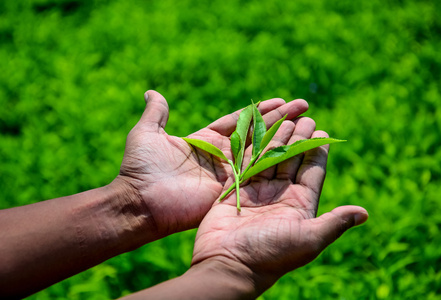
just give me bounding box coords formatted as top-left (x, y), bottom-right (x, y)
top-left (191, 117), bottom-right (369, 294)
top-left (114, 90), bottom-right (310, 241)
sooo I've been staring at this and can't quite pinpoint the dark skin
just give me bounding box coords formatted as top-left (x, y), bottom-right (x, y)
top-left (122, 92), bottom-right (368, 299)
top-left (117, 90), bottom-right (313, 241)
top-left (0, 91), bottom-right (368, 299)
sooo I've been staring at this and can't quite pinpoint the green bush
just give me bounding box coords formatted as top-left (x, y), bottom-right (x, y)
top-left (1, 0), bottom-right (440, 299)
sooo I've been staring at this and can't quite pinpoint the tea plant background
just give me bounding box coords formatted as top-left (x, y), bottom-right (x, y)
top-left (1, 0), bottom-right (440, 299)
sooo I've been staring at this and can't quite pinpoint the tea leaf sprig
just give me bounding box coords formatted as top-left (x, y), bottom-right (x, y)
top-left (183, 101), bottom-right (345, 212)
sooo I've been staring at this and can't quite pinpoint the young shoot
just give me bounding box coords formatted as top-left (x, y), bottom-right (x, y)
top-left (183, 101), bottom-right (345, 212)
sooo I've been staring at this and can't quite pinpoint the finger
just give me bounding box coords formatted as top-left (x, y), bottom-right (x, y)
top-left (248, 121), bottom-right (295, 180)
top-left (262, 99), bottom-right (309, 130)
top-left (307, 205), bottom-right (368, 253)
top-left (139, 90), bottom-right (169, 129)
top-left (276, 117), bottom-right (316, 182)
top-left (208, 98), bottom-right (286, 136)
top-left (295, 130), bottom-right (330, 212)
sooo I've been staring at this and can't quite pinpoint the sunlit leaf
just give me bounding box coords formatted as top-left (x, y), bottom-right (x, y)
top-left (251, 102), bottom-right (266, 158)
top-left (182, 137), bottom-right (229, 162)
top-left (230, 131), bottom-right (241, 166)
top-left (236, 104), bottom-right (253, 142)
top-left (234, 104), bottom-right (253, 170)
top-left (242, 138), bottom-right (345, 180)
top-left (259, 114), bottom-right (287, 154)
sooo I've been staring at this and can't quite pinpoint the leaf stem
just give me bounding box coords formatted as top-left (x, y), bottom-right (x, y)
top-left (219, 183), bottom-right (235, 202)
top-left (235, 172), bottom-right (241, 212)
top-left (239, 152), bottom-right (261, 181)
top-left (227, 160), bottom-right (241, 211)
top-left (219, 159), bottom-right (241, 202)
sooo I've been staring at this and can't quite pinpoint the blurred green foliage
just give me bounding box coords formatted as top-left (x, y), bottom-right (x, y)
top-left (1, 0), bottom-right (440, 299)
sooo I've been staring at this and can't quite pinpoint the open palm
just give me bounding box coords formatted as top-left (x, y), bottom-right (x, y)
top-left (191, 118), bottom-right (368, 290)
top-left (117, 90), bottom-right (310, 240)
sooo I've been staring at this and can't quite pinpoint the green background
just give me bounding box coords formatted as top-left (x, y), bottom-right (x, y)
top-left (1, 0), bottom-right (440, 299)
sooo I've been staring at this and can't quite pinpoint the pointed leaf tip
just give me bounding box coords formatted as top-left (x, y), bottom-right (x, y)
top-left (242, 137), bottom-right (345, 180)
top-left (182, 137), bottom-right (229, 162)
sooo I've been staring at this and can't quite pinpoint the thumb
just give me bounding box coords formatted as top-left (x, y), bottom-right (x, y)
top-left (139, 90), bottom-right (169, 129)
top-left (311, 205), bottom-right (368, 250)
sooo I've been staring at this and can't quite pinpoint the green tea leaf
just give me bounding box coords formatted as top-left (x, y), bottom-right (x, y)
top-left (242, 138), bottom-right (345, 180)
top-left (230, 131), bottom-right (241, 166)
top-left (259, 114), bottom-right (287, 154)
top-left (236, 104), bottom-right (253, 142)
top-left (234, 104), bottom-right (253, 171)
top-left (182, 137), bottom-right (229, 162)
top-left (252, 102), bottom-right (266, 158)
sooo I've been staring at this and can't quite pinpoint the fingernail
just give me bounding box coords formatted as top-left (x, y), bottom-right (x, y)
top-left (354, 212), bottom-right (368, 226)
top-left (144, 91), bottom-right (149, 103)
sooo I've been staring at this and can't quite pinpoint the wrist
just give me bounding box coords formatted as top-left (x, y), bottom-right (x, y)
top-left (103, 176), bottom-right (158, 252)
top-left (185, 257), bottom-right (269, 299)
top-left (0, 182), bottom-right (158, 297)
top-left (122, 257), bottom-right (263, 300)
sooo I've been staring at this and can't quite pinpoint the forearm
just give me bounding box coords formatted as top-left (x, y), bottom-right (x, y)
top-left (0, 178), bottom-right (153, 298)
top-left (120, 258), bottom-right (269, 300)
